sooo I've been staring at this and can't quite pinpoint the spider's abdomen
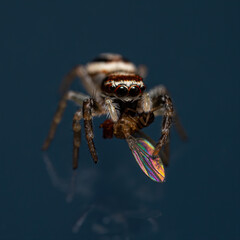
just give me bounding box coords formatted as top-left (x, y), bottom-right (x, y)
top-left (86, 53), bottom-right (137, 76)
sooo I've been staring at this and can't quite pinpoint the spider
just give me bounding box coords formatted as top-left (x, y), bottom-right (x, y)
top-left (42, 53), bottom-right (186, 182)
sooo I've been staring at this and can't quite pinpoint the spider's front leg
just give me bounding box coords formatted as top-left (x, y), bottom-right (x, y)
top-left (83, 98), bottom-right (98, 163)
top-left (152, 94), bottom-right (174, 156)
top-left (149, 85), bottom-right (187, 141)
top-left (138, 90), bottom-right (173, 158)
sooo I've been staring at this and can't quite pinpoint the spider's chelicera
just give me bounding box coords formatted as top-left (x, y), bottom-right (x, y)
top-left (42, 53), bottom-right (186, 182)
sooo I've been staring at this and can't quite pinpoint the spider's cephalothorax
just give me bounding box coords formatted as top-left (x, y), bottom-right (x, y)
top-left (42, 53), bottom-right (186, 173)
top-left (101, 73), bottom-right (146, 101)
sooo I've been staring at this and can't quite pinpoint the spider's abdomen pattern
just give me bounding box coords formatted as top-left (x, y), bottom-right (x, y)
top-left (86, 53), bottom-right (137, 75)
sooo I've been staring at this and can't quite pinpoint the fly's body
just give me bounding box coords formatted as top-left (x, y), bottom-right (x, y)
top-left (42, 53), bottom-right (186, 182)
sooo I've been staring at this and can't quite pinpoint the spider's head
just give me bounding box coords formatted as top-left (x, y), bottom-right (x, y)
top-left (101, 73), bottom-right (146, 101)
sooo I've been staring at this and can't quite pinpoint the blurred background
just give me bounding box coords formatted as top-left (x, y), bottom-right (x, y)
top-left (0, 0), bottom-right (239, 239)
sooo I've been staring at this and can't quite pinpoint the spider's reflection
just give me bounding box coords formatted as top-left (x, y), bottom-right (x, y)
top-left (43, 153), bottom-right (165, 238)
top-left (43, 154), bottom-right (97, 203)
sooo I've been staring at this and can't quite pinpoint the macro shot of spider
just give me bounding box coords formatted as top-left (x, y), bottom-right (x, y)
top-left (42, 53), bottom-right (186, 182)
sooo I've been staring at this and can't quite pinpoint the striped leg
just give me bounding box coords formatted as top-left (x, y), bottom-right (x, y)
top-left (42, 93), bottom-right (68, 150)
top-left (153, 95), bottom-right (174, 156)
top-left (83, 98), bottom-right (98, 163)
top-left (149, 85), bottom-right (187, 141)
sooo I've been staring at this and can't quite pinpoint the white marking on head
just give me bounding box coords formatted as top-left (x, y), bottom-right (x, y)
top-left (107, 80), bottom-right (144, 88)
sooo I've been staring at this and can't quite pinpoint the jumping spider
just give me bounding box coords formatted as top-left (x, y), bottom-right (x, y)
top-left (42, 53), bottom-right (186, 182)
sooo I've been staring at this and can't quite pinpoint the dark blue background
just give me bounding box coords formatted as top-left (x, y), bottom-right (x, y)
top-left (1, 1), bottom-right (239, 239)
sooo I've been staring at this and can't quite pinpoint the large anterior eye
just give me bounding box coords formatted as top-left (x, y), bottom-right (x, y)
top-left (115, 85), bottom-right (128, 97)
top-left (129, 85), bottom-right (140, 97)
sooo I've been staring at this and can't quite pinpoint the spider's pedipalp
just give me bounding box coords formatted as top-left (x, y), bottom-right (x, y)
top-left (141, 93), bottom-right (152, 113)
top-left (104, 97), bottom-right (119, 122)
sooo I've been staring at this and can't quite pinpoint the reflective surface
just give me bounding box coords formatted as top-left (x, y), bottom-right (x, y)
top-left (1, 1), bottom-right (239, 239)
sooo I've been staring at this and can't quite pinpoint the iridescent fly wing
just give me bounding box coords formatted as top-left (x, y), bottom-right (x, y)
top-left (126, 136), bottom-right (165, 182)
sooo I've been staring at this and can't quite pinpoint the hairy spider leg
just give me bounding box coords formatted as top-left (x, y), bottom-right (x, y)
top-left (42, 91), bottom-right (88, 151)
top-left (153, 94), bottom-right (174, 156)
top-left (139, 99), bottom-right (171, 165)
top-left (42, 93), bottom-right (68, 151)
top-left (59, 65), bottom-right (98, 97)
top-left (59, 65), bottom-right (81, 95)
top-left (133, 96), bottom-right (172, 164)
top-left (162, 140), bottom-right (170, 166)
top-left (149, 85), bottom-right (187, 141)
top-left (173, 113), bottom-right (188, 141)
top-left (83, 98), bottom-right (98, 163)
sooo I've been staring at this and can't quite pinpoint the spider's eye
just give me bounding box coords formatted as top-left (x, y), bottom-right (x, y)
top-left (108, 85), bottom-right (116, 92)
top-left (140, 85), bottom-right (146, 92)
top-left (115, 85), bottom-right (128, 97)
top-left (129, 85), bottom-right (140, 97)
